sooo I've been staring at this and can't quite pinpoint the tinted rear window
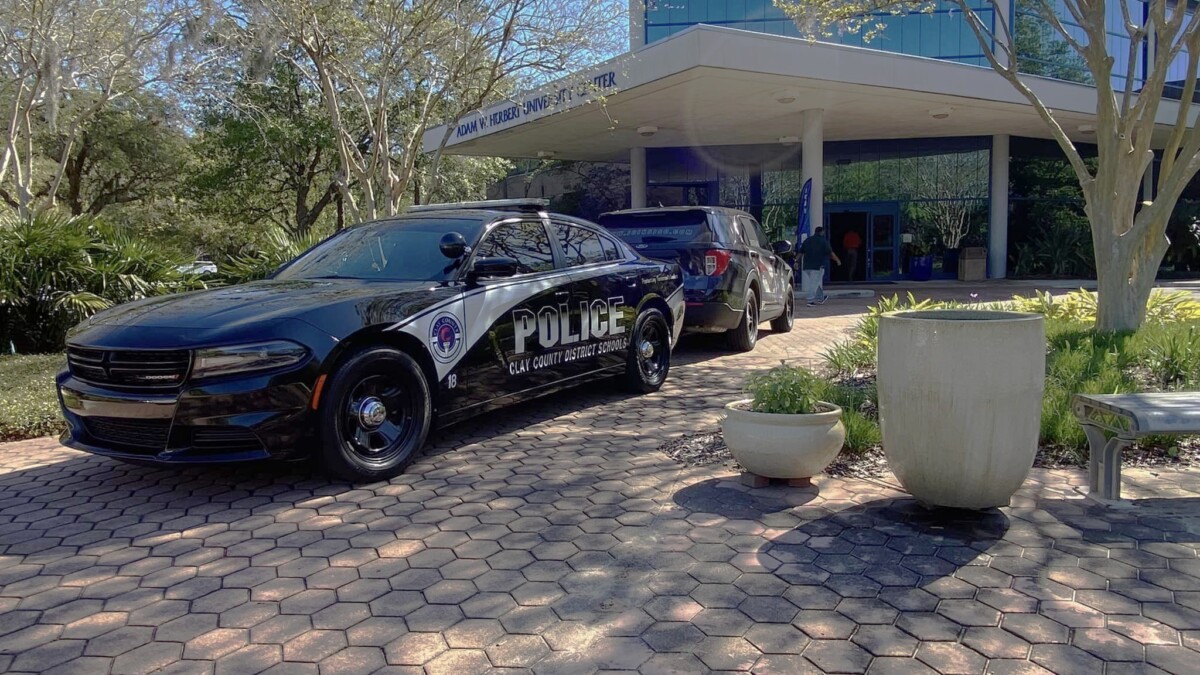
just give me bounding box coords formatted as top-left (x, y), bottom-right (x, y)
top-left (599, 211), bottom-right (712, 245)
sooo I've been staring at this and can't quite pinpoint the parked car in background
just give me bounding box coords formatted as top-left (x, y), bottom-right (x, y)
top-left (598, 206), bottom-right (794, 351)
top-left (177, 260), bottom-right (218, 276)
top-left (57, 199), bottom-right (684, 481)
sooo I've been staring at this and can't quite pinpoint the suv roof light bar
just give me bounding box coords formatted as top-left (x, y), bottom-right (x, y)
top-left (407, 198), bottom-right (550, 213)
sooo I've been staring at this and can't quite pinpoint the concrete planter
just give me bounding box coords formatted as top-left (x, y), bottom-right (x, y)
top-left (878, 310), bottom-right (1045, 508)
top-left (720, 399), bottom-right (845, 479)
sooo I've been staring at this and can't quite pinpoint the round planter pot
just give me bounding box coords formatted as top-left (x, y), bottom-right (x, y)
top-left (720, 400), bottom-right (845, 479)
top-left (878, 310), bottom-right (1045, 509)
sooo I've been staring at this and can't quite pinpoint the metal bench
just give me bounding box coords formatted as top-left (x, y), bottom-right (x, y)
top-left (1072, 393), bottom-right (1200, 500)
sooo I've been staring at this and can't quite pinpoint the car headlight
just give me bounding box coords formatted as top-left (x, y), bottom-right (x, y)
top-left (192, 341), bottom-right (309, 379)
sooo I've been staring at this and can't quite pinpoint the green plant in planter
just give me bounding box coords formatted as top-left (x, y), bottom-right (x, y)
top-left (744, 365), bottom-right (826, 414)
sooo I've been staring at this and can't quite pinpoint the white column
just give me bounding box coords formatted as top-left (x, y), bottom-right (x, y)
top-left (989, 134), bottom-right (1010, 279)
top-left (629, 0), bottom-right (645, 49)
top-left (801, 109), bottom-right (824, 239)
top-left (630, 147), bottom-right (647, 209)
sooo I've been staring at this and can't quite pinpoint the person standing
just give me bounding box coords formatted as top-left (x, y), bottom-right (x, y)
top-left (799, 226), bottom-right (841, 306)
top-left (842, 229), bottom-right (862, 281)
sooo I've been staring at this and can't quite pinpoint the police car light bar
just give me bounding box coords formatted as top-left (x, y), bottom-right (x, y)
top-left (407, 199), bottom-right (550, 213)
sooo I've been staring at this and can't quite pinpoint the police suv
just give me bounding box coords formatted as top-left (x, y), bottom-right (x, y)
top-left (57, 200), bottom-right (685, 481)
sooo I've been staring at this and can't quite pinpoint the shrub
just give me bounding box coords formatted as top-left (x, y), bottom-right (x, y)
top-left (1141, 324), bottom-right (1200, 389)
top-left (820, 340), bottom-right (874, 378)
top-left (815, 379), bottom-right (880, 456)
top-left (0, 212), bottom-right (204, 353)
top-left (1010, 288), bottom-right (1200, 324)
top-left (744, 364), bottom-right (826, 415)
top-left (218, 227), bottom-right (328, 284)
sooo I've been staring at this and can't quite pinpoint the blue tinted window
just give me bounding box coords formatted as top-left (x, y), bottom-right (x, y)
top-left (1014, 0), bottom-right (1146, 88)
top-left (645, 0), bottom-right (994, 65)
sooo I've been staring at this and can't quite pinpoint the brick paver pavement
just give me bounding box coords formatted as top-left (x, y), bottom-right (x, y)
top-left (3, 302), bottom-right (1200, 674)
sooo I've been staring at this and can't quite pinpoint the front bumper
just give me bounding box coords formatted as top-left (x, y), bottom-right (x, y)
top-left (57, 369), bottom-right (317, 464)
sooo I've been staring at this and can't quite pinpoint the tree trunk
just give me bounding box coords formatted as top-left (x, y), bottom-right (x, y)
top-left (1090, 210), bottom-right (1169, 333)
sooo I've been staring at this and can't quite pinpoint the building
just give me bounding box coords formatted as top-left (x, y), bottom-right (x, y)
top-left (425, 2), bottom-right (1200, 281)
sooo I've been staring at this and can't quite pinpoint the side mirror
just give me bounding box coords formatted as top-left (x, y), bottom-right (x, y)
top-left (772, 240), bottom-right (794, 256)
top-left (468, 256), bottom-right (520, 282)
top-left (440, 232), bottom-right (467, 259)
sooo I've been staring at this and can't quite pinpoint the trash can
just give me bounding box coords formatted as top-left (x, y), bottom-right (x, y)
top-left (958, 247), bottom-right (987, 281)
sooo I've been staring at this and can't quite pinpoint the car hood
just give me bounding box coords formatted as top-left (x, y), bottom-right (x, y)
top-left (80, 279), bottom-right (445, 330)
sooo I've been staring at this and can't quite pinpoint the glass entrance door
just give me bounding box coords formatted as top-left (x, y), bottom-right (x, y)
top-left (868, 211), bottom-right (898, 279)
top-left (825, 203), bottom-right (900, 281)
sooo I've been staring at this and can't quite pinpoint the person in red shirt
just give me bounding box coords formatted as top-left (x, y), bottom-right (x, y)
top-left (842, 230), bottom-right (862, 281)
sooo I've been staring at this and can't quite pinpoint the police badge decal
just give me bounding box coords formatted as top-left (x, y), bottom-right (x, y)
top-left (429, 312), bottom-right (464, 364)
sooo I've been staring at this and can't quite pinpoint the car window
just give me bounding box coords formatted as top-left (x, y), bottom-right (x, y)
top-left (601, 235), bottom-right (623, 261)
top-left (726, 214), bottom-right (750, 246)
top-left (274, 217), bottom-right (485, 282)
top-left (555, 223), bottom-right (608, 266)
top-left (740, 216), bottom-right (770, 248)
top-left (474, 220), bottom-right (555, 274)
top-left (598, 210), bottom-right (713, 245)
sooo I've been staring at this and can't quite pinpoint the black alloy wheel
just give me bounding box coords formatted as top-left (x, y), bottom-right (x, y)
top-left (728, 290), bottom-right (759, 352)
top-left (771, 287), bottom-right (795, 333)
top-left (320, 347), bottom-right (431, 481)
top-left (624, 308), bottom-right (671, 393)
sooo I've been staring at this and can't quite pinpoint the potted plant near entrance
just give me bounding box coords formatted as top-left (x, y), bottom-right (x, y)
top-left (720, 365), bottom-right (845, 485)
top-left (907, 238), bottom-right (934, 281)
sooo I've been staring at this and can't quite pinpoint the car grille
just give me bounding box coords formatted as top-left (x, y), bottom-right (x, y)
top-left (191, 427), bottom-right (264, 454)
top-left (83, 417), bottom-right (171, 453)
top-left (68, 347), bottom-right (191, 388)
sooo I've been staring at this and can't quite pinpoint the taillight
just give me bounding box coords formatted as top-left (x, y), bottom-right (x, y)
top-left (704, 249), bottom-right (731, 276)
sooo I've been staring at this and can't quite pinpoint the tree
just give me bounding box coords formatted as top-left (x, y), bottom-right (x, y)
top-left (776, 0), bottom-right (1200, 331)
top-left (233, 0), bottom-right (625, 223)
top-left (0, 0), bottom-right (218, 217)
top-left (42, 95), bottom-right (191, 216)
top-left (190, 59), bottom-right (339, 237)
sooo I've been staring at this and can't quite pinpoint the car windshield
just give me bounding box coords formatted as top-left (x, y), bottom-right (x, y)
top-left (274, 218), bottom-right (484, 282)
top-left (598, 210), bottom-right (712, 245)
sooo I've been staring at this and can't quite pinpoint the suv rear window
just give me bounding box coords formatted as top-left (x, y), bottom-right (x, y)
top-left (598, 211), bottom-right (713, 245)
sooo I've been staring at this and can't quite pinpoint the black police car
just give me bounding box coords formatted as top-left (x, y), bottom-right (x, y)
top-left (598, 206), bottom-right (794, 351)
top-left (57, 200), bottom-right (685, 481)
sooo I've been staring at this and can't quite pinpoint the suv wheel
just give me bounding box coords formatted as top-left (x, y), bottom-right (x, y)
top-left (319, 347), bottom-right (431, 482)
top-left (727, 290), bottom-right (759, 352)
top-left (770, 287), bottom-right (795, 333)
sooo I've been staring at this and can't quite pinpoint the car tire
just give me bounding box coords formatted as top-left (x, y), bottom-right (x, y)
top-left (727, 290), bottom-right (759, 352)
top-left (318, 346), bottom-right (431, 482)
top-left (623, 308), bottom-right (671, 393)
top-left (770, 287), bottom-right (795, 333)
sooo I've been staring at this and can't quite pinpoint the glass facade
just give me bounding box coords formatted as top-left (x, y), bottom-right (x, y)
top-left (1014, 0), bottom-right (1145, 90)
top-left (644, 0), bottom-right (1163, 89)
top-left (645, 138), bottom-right (991, 279)
top-left (644, 0), bottom-right (994, 66)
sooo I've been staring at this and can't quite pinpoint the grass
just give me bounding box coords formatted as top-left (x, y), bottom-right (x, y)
top-left (0, 354), bottom-right (65, 443)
